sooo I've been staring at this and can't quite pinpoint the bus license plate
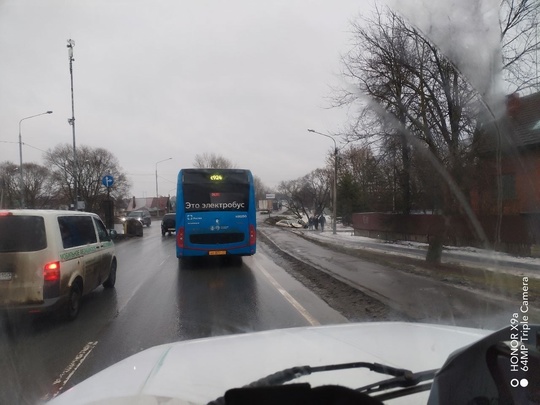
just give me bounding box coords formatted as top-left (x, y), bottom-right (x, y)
top-left (0, 272), bottom-right (13, 281)
top-left (209, 250), bottom-right (227, 256)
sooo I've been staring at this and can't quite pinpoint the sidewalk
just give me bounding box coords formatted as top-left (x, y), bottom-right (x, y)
top-left (294, 226), bottom-right (540, 280)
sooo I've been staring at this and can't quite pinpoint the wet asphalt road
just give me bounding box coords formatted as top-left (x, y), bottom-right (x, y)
top-left (2, 220), bottom-right (537, 404)
top-left (0, 224), bottom-right (346, 405)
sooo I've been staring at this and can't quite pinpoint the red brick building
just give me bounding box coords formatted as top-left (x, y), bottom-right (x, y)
top-left (471, 92), bottom-right (540, 217)
top-left (352, 93), bottom-right (540, 256)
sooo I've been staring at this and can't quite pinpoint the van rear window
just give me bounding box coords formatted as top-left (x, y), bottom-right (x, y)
top-left (0, 216), bottom-right (47, 252)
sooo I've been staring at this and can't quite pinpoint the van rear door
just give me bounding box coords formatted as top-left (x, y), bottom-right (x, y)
top-left (0, 214), bottom-right (48, 305)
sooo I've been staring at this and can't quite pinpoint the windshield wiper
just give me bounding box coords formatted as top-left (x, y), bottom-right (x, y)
top-left (207, 361), bottom-right (429, 405)
top-left (357, 368), bottom-right (438, 401)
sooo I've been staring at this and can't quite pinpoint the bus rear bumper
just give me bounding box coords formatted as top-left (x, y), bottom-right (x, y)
top-left (176, 246), bottom-right (256, 258)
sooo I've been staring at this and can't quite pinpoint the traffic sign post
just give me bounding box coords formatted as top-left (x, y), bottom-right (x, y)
top-left (102, 175), bottom-right (115, 229)
top-left (102, 175), bottom-right (114, 188)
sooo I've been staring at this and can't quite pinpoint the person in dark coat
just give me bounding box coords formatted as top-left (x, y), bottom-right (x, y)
top-left (319, 214), bottom-right (326, 231)
top-left (313, 215), bottom-right (319, 230)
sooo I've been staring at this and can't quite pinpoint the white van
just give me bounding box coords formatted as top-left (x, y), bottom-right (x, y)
top-left (0, 209), bottom-right (117, 320)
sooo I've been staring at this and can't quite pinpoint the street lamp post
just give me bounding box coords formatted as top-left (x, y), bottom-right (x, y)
top-left (308, 128), bottom-right (338, 235)
top-left (155, 158), bottom-right (172, 197)
top-left (18, 111), bottom-right (53, 208)
top-left (67, 39), bottom-right (78, 210)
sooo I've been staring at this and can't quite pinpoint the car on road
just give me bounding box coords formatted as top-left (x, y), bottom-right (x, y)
top-left (161, 212), bottom-right (176, 235)
top-left (0, 210), bottom-right (117, 320)
top-left (127, 210), bottom-right (151, 227)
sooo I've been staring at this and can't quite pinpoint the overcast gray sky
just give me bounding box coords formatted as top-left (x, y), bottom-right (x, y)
top-left (0, 0), bottom-right (501, 198)
top-left (0, 0), bottom-right (370, 197)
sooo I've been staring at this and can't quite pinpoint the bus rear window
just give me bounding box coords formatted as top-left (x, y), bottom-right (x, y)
top-left (183, 183), bottom-right (250, 212)
top-left (0, 216), bottom-right (47, 252)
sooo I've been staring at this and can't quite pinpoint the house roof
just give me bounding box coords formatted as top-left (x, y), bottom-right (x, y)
top-left (127, 196), bottom-right (169, 212)
top-left (506, 92), bottom-right (540, 148)
top-left (478, 92), bottom-right (540, 154)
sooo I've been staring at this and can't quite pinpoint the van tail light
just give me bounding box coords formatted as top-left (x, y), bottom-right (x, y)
top-left (177, 227), bottom-right (185, 248)
top-left (249, 224), bottom-right (256, 246)
top-left (44, 261), bottom-right (60, 282)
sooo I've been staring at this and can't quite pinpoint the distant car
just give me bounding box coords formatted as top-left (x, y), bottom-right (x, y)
top-left (127, 210), bottom-right (151, 227)
top-left (259, 210), bottom-right (270, 215)
top-left (161, 213), bottom-right (176, 236)
top-left (275, 219), bottom-right (304, 228)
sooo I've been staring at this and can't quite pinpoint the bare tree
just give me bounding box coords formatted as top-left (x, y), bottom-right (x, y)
top-left (0, 161), bottom-right (53, 208)
top-left (193, 153), bottom-right (237, 169)
top-left (278, 168), bottom-right (331, 219)
top-left (20, 163), bottom-right (54, 208)
top-left (45, 144), bottom-right (131, 211)
top-left (339, 6), bottom-right (480, 262)
top-left (500, 0), bottom-right (540, 93)
top-left (253, 174), bottom-right (272, 202)
top-left (338, 145), bottom-right (394, 213)
top-left (0, 162), bottom-right (19, 208)
top-left (338, 9), bottom-right (418, 214)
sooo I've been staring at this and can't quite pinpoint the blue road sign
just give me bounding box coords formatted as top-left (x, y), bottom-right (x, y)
top-left (102, 175), bottom-right (114, 188)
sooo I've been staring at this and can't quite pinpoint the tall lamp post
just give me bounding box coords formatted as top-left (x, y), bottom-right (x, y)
top-left (155, 158), bottom-right (172, 197)
top-left (67, 39), bottom-right (78, 210)
top-left (18, 111), bottom-right (53, 207)
top-left (308, 128), bottom-right (338, 235)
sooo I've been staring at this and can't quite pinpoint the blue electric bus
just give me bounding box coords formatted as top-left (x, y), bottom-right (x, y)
top-left (176, 168), bottom-right (257, 258)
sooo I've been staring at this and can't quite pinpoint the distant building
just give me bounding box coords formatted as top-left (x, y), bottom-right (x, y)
top-left (126, 196), bottom-right (171, 216)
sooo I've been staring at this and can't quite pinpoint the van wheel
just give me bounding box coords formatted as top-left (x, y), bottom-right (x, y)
top-left (103, 260), bottom-right (117, 288)
top-left (66, 283), bottom-right (82, 321)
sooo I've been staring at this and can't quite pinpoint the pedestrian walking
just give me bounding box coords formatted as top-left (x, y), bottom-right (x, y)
top-left (319, 214), bottom-right (326, 232)
top-left (308, 216), bottom-right (314, 230)
top-left (313, 215), bottom-right (319, 230)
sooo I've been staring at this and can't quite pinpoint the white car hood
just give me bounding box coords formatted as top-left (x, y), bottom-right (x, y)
top-left (48, 322), bottom-right (491, 405)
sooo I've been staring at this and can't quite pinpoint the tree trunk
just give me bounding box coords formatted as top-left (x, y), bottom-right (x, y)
top-left (426, 234), bottom-right (443, 264)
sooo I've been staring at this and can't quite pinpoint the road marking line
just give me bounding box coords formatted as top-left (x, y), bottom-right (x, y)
top-left (47, 341), bottom-right (98, 399)
top-left (253, 259), bottom-right (320, 326)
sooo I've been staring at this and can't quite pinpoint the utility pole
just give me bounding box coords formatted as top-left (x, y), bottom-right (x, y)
top-left (308, 129), bottom-right (338, 235)
top-left (155, 158), bottom-right (172, 197)
top-left (67, 39), bottom-right (78, 210)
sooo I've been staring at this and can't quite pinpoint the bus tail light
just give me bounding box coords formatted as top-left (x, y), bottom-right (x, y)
top-left (44, 261), bottom-right (60, 282)
top-left (249, 224), bottom-right (256, 246)
top-left (177, 227), bottom-right (185, 248)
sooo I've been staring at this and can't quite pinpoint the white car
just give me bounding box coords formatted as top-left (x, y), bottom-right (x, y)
top-left (0, 209), bottom-right (117, 320)
top-left (47, 322), bottom-right (539, 405)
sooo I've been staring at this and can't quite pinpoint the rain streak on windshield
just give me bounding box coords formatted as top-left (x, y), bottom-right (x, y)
top-left (0, 0), bottom-right (539, 404)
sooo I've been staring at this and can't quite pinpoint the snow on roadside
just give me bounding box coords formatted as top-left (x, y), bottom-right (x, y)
top-left (296, 227), bottom-right (540, 279)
